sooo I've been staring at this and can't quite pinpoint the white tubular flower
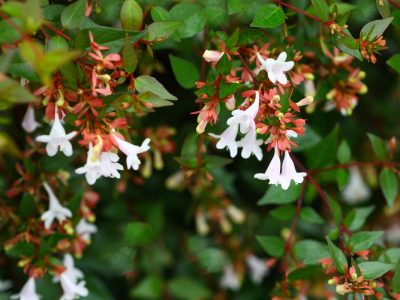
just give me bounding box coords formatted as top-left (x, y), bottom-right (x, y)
top-left (114, 136), bottom-right (151, 171)
top-left (245, 254), bottom-right (269, 284)
top-left (76, 219), bottom-right (97, 243)
top-left (341, 167), bottom-right (371, 204)
top-left (11, 278), bottom-right (40, 300)
top-left (202, 50), bottom-right (223, 62)
top-left (54, 254), bottom-right (84, 284)
top-left (279, 151), bottom-right (306, 190)
top-left (254, 147), bottom-right (281, 185)
top-left (209, 124), bottom-right (239, 158)
top-left (227, 91), bottom-right (259, 134)
top-left (99, 152), bottom-right (123, 178)
top-left (41, 182), bottom-right (72, 229)
top-left (22, 105), bottom-right (41, 133)
top-left (60, 273), bottom-right (88, 300)
top-left (75, 144), bottom-right (102, 185)
top-left (195, 212), bottom-right (209, 236)
top-left (220, 265), bottom-right (241, 291)
top-left (225, 95), bottom-right (236, 110)
top-left (226, 205), bottom-right (245, 224)
top-left (237, 127), bottom-right (263, 161)
top-left (36, 108), bottom-right (77, 157)
top-left (0, 279), bottom-right (12, 292)
top-left (257, 52), bottom-right (294, 85)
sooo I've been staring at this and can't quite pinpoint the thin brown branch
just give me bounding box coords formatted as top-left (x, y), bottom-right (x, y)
top-left (44, 23), bottom-right (71, 41)
top-left (389, 0), bottom-right (400, 9)
top-left (310, 161), bottom-right (400, 175)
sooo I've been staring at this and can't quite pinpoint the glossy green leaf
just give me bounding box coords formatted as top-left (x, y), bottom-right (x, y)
top-left (250, 4), bottom-right (285, 28)
top-left (123, 222), bottom-right (156, 246)
top-left (135, 75), bottom-right (177, 101)
top-left (326, 237), bottom-right (348, 273)
top-left (169, 55), bottom-right (199, 89)
top-left (61, 0), bottom-right (85, 29)
top-left (120, 0), bottom-right (143, 31)
top-left (379, 168), bottom-right (398, 207)
top-left (311, 0), bottom-right (330, 22)
top-left (358, 261), bottom-right (395, 280)
top-left (256, 236), bottom-right (285, 257)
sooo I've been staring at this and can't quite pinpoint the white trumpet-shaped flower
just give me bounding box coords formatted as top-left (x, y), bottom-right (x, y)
top-left (75, 144), bottom-right (102, 185)
top-left (114, 136), bottom-right (151, 170)
top-left (41, 182), bottom-right (72, 229)
top-left (220, 265), bottom-right (241, 291)
top-left (76, 219), bottom-right (97, 243)
top-left (254, 147), bottom-right (281, 184)
top-left (60, 273), bottom-right (88, 300)
top-left (11, 278), bottom-right (40, 300)
top-left (63, 254), bottom-right (84, 283)
top-left (257, 52), bottom-right (294, 85)
top-left (227, 92), bottom-right (259, 134)
top-left (99, 151), bottom-right (123, 178)
top-left (36, 108), bottom-right (76, 157)
top-left (245, 254), bottom-right (269, 284)
top-left (279, 151), bottom-right (307, 190)
top-left (341, 167), bottom-right (371, 204)
top-left (22, 105), bottom-right (41, 133)
top-left (0, 279), bottom-right (12, 292)
top-left (209, 124), bottom-right (239, 158)
top-left (237, 126), bottom-right (263, 161)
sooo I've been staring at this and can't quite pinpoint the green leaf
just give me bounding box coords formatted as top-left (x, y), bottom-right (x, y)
top-left (294, 240), bottom-right (329, 265)
top-left (332, 30), bottom-right (363, 61)
top-left (328, 196), bottom-right (343, 223)
top-left (360, 17), bottom-right (393, 41)
top-left (326, 237), bottom-right (348, 273)
top-left (387, 54), bottom-right (400, 75)
top-left (292, 125), bottom-right (321, 152)
top-left (270, 205), bottom-right (295, 221)
top-left (337, 140), bottom-right (351, 164)
top-left (61, 0), bottom-right (85, 29)
top-left (250, 4), bottom-right (285, 29)
top-left (130, 276), bottom-right (162, 299)
top-left (144, 21), bottom-right (182, 43)
top-left (0, 18), bottom-right (22, 44)
top-left (196, 248), bottom-right (228, 272)
top-left (169, 55), bottom-right (199, 89)
top-left (218, 82), bottom-right (240, 99)
top-left (228, 0), bottom-right (248, 15)
top-left (123, 222), bottom-right (156, 246)
top-left (120, 0), bottom-right (143, 31)
top-left (135, 75), bottom-right (177, 101)
top-left (215, 54), bottom-right (231, 75)
top-left (170, 3), bottom-right (207, 39)
top-left (122, 35), bottom-right (137, 73)
top-left (0, 75), bottom-right (36, 104)
top-left (256, 236), bottom-right (285, 257)
top-left (300, 207), bottom-right (325, 224)
top-left (345, 206), bottom-right (375, 231)
top-left (393, 264), bottom-right (400, 293)
top-left (258, 183), bottom-right (302, 205)
top-left (311, 0), bottom-right (330, 22)
top-left (151, 6), bottom-right (172, 22)
top-left (347, 231), bottom-right (383, 252)
top-left (288, 265), bottom-right (321, 281)
top-left (379, 168), bottom-right (398, 207)
top-left (358, 261), bottom-right (395, 280)
top-left (168, 277), bottom-right (211, 300)
top-left (306, 125), bottom-right (339, 169)
top-left (367, 133), bottom-right (389, 160)
top-left (18, 193), bottom-right (36, 218)
top-left (6, 241), bottom-right (34, 257)
top-left (376, 0), bottom-right (391, 18)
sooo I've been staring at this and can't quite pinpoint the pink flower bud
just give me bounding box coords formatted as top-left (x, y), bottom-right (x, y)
top-left (202, 50), bottom-right (223, 63)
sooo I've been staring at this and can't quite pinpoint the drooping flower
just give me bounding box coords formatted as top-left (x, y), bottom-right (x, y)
top-left (227, 91), bottom-right (259, 134)
top-left (237, 127), bottom-right (263, 161)
top-left (99, 152), bottom-right (123, 179)
top-left (220, 265), bottom-right (241, 291)
top-left (11, 278), bottom-right (40, 300)
top-left (341, 167), bottom-right (371, 204)
top-left (254, 147), bottom-right (281, 185)
top-left (226, 204), bottom-right (245, 224)
top-left (41, 182), bottom-right (72, 229)
top-left (0, 279), bottom-right (12, 292)
top-left (22, 105), bottom-right (41, 133)
top-left (257, 52), bottom-right (294, 85)
top-left (36, 108), bottom-right (77, 157)
top-left (62, 254), bottom-right (84, 283)
top-left (60, 273), bottom-right (88, 300)
top-left (209, 124), bottom-right (239, 158)
top-left (76, 219), bottom-right (97, 243)
top-left (114, 135), bottom-right (151, 171)
top-left (202, 50), bottom-right (223, 63)
top-left (279, 151), bottom-right (307, 190)
top-left (245, 254), bottom-right (269, 284)
top-left (75, 144), bottom-right (102, 185)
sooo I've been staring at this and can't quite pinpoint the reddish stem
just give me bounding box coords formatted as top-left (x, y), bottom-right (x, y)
top-left (389, 0), bottom-right (400, 9)
top-left (237, 51), bottom-right (258, 87)
top-left (310, 161), bottom-right (400, 175)
top-left (274, 0), bottom-right (323, 23)
top-left (44, 23), bottom-right (71, 41)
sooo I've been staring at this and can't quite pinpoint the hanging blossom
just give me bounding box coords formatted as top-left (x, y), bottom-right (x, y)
top-left (41, 182), bottom-right (72, 229)
top-left (75, 143), bottom-right (124, 185)
top-left (256, 51), bottom-right (294, 85)
top-left (210, 91), bottom-right (263, 160)
top-left (113, 135), bottom-right (151, 171)
top-left (341, 167), bottom-right (371, 204)
top-left (22, 105), bottom-right (41, 133)
top-left (36, 107), bottom-right (77, 157)
top-left (220, 265), bottom-right (241, 291)
top-left (11, 277), bottom-right (40, 300)
top-left (245, 254), bottom-right (269, 284)
top-left (76, 218), bottom-right (98, 243)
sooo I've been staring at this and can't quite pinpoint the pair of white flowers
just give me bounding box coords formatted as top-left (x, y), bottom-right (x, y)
top-left (11, 255), bottom-right (88, 300)
top-left (220, 254), bottom-right (269, 290)
top-left (30, 107), bottom-right (150, 185)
